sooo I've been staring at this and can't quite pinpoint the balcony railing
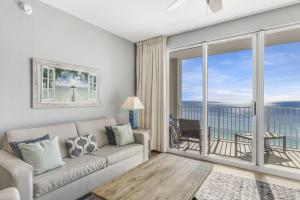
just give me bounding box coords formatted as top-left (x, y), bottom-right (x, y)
top-left (179, 104), bottom-right (300, 149)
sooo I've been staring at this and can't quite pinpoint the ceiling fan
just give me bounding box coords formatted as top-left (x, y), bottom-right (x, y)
top-left (167, 0), bottom-right (223, 13)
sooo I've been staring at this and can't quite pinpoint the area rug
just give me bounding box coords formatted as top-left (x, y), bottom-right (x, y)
top-left (194, 171), bottom-right (300, 200)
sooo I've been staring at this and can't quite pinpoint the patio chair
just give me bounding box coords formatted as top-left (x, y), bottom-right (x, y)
top-left (178, 119), bottom-right (202, 153)
top-left (169, 117), bottom-right (180, 149)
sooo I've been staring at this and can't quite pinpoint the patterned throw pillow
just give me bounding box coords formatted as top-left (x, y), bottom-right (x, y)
top-left (66, 134), bottom-right (98, 158)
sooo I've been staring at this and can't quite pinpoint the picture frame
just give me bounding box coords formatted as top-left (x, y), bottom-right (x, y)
top-left (32, 58), bottom-right (102, 108)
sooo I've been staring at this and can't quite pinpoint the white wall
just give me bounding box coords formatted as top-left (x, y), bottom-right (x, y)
top-left (167, 4), bottom-right (300, 49)
top-left (0, 0), bottom-right (135, 147)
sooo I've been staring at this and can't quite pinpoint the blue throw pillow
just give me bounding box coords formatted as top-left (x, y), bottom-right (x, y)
top-left (9, 135), bottom-right (50, 159)
top-left (105, 126), bottom-right (116, 145)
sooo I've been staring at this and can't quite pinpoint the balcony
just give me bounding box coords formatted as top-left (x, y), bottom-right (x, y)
top-left (170, 104), bottom-right (300, 170)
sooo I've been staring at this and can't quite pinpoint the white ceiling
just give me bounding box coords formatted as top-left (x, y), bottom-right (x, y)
top-left (40, 0), bottom-right (300, 42)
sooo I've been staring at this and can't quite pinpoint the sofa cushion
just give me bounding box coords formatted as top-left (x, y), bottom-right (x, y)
top-left (4, 123), bottom-right (78, 158)
top-left (75, 118), bottom-right (116, 148)
top-left (33, 155), bottom-right (106, 198)
top-left (90, 144), bottom-right (143, 165)
top-left (19, 137), bottom-right (65, 175)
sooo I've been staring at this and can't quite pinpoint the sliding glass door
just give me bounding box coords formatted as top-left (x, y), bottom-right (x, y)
top-left (169, 46), bottom-right (204, 155)
top-left (168, 24), bottom-right (300, 178)
top-left (168, 37), bottom-right (257, 162)
top-left (207, 36), bottom-right (256, 163)
top-left (264, 26), bottom-right (300, 171)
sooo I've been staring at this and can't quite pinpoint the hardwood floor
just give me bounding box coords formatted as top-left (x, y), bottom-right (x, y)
top-left (152, 151), bottom-right (300, 190)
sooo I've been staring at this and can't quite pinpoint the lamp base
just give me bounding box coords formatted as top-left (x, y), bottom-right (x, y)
top-left (129, 110), bottom-right (138, 129)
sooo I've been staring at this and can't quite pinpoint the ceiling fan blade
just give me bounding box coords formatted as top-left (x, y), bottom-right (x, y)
top-left (167, 0), bottom-right (189, 10)
top-left (207, 0), bottom-right (222, 13)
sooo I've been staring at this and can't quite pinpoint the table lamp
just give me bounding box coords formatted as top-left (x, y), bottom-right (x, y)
top-left (121, 97), bottom-right (144, 129)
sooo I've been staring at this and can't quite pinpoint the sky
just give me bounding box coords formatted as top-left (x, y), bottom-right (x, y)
top-left (181, 41), bottom-right (300, 104)
top-left (55, 70), bottom-right (89, 88)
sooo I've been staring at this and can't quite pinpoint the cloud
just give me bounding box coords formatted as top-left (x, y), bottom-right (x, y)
top-left (180, 41), bottom-right (300, 103)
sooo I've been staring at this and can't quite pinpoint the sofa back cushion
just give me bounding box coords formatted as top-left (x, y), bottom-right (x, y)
top-left (75, 118), bottom-right (116, 148)
top-left (4, 123), bottom-right (78, 158)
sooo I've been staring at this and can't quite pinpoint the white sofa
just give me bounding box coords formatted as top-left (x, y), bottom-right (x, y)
top-left (0, 187), bottom-right (20, 200)
top-left (0, 118), bottom-right (149, 200)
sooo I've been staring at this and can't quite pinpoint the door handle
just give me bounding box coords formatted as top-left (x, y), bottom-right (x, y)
top-left (253, 101), bottom-right (256, 116)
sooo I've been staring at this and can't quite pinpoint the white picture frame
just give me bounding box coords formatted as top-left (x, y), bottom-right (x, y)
top-left (32, 58), bottom-right (102, 108)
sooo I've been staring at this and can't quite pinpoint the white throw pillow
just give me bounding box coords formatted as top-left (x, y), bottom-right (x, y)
top-left (18, 136), bottom-right (65, 175)
top-left (112, 123), bottom-right (135, 147)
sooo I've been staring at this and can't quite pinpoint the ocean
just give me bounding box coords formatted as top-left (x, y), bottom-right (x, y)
top-left (179, 101), bottom-right (300, 149)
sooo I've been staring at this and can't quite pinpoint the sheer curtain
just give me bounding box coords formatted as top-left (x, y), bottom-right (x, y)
top-left (136, 36), bottom-right (167, 152)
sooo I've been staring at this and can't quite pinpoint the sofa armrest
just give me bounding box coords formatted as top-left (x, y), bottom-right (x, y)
top-left (133, 130), bottom-right (150, 161)
top-left (0, 150), bottom-right (33, 200)
top-left (0, 187), bottom-right (20, 200)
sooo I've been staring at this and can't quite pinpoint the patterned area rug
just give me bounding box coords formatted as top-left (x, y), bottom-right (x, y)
top-left (194, 171), bottom-right (300, 200)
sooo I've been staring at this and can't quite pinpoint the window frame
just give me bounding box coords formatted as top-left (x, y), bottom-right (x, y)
top-left (41, 66), bottom-right (55, 102)
top-left (88, 74), bottom-right (97, 100)
top-left (167, 23), bottom-right (300, 181)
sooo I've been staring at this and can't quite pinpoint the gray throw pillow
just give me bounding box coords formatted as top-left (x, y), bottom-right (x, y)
top-left (105, 126), bottom-right (117, 145)
top-left (112, 123), bottom-right (135, 147)
top-left (18, 136), bottom-right (65, 175)
top-left (9, 135), bottom-right (50, 159)
top-left (105, 123), bottom-right (124, 145)
top-left (66, 134), bottom-right (98, 158)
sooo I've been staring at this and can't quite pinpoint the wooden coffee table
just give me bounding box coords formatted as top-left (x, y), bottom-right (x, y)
top-left (91, 153), bottom-right (213, 200)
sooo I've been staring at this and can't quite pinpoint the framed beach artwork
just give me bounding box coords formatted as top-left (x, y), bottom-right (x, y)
top-left (32, 58), bottom-right (102, 108)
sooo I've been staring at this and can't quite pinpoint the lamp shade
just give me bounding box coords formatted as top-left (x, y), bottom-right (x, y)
top-left (121, 97), bottom-right (144, 110)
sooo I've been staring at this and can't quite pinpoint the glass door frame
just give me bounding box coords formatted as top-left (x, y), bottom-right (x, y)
top-left (205, 34), bottom-right (258, 165)
top-left (166, 24), bottom-right (300, 180)
top-left (167, 33), bottom-right (258, 165)
top-left (260, 24), bottom-right (300, 171)
top-left (167, 43), bottom-right (205, 156)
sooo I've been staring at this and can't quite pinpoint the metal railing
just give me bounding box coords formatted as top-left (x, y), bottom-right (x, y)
top-left (179, 104), bottom-right (300, 149)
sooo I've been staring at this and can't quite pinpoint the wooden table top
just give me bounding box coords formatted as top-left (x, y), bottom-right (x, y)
top-left (91, 153), bottom-right (213, 200)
